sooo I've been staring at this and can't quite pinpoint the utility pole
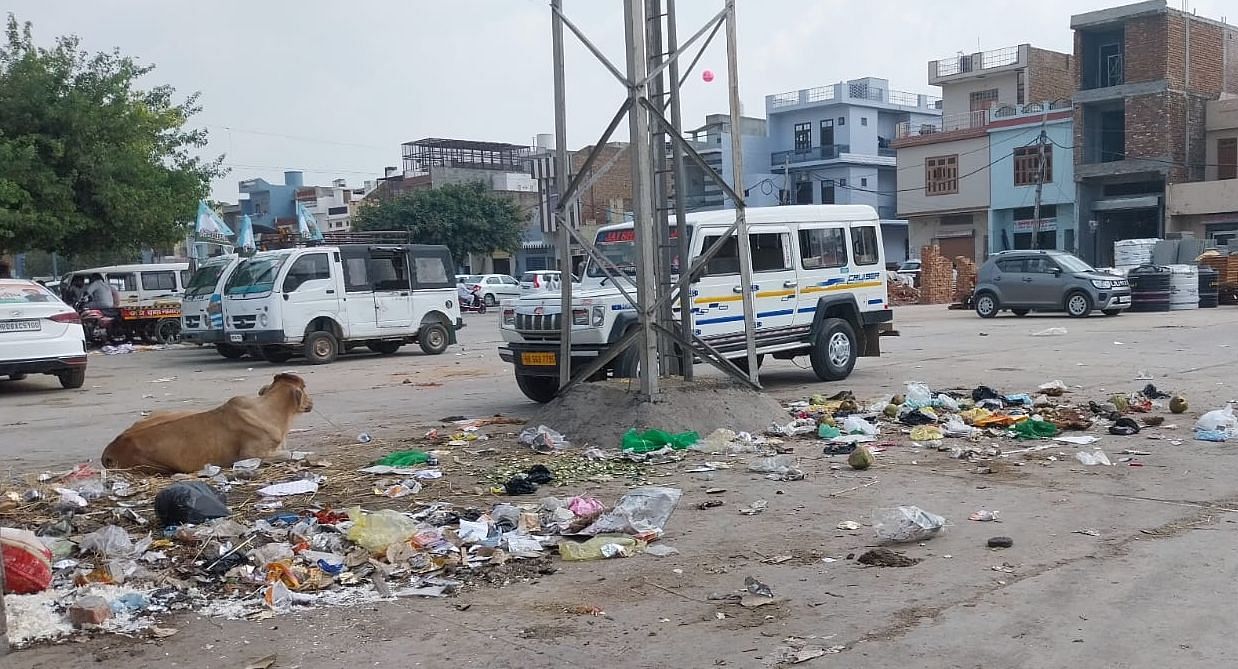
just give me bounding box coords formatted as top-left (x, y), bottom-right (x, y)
top-left (1029, 125), bottom-right (1048, 249)
top-left (783, 155), bottom-right (791, 205)
top-left (551, 0), bottom-right (573, 391)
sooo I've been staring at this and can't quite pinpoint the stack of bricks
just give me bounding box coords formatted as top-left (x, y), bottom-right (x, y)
top-left (918, 245), bottom-right (955, 305)
top-left (1201, 254), bottom-right (1238, 285)
top-left (953, 256), bottom-right (978, 304)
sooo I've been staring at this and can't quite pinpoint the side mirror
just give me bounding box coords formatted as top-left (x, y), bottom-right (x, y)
top-left (1051, 267), bottom-right (1063, 275)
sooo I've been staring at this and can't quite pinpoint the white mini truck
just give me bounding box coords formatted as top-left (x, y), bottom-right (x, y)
top-left (499, 205), bottom-right (893, 402)
top-left (223, 243), bottom-right (461, 364)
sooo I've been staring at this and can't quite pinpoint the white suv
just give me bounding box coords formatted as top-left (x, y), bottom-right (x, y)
top-left (498, 205), bottom-right (892, 402)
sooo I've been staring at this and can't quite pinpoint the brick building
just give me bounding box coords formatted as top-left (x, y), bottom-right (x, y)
top-left (1071, 0), bottom-right (1238, 265)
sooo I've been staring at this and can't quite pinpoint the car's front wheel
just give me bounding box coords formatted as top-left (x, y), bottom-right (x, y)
top-left (483, 293), bottom-right (497, 307)
top-left (58, 367), bottom-right (86, 389)
top-left (215, 343), bottom-right (246, 359)
top-left (809, 318), bottom-right (857, 382)
top-left (1066, 291), bottom-right (1094, 318)
top-left (515, 373), bottom-right (559, 403)
top-left (975, 292), bottom-right (1000, 319)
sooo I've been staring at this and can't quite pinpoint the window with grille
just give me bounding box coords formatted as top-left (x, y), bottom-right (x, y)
top-left (1219, 138), bottom-right (1237, 180)
top-left (794, 122), bottom-right (812, 152)
top-left (1013, 146), bottom-right (1053, 186)
top-left (970, 89), bottom-right (999, 112)
top-left (925, 155), bottom-right (959, 196)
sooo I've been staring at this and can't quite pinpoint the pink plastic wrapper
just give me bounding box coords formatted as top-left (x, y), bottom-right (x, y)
top-left (568, 496), bottom-right (605, 519)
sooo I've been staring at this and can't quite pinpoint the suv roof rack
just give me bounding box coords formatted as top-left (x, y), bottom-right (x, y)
top-left (315, 230), bottom-right (414, 245)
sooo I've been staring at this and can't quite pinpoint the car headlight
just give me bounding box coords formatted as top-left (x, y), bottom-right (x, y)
top-left (1091, 279), bottom-right (1114, 289)
top-left (572, 308), bottom-right (588, 326)
top-left (258, 313), bottom-right (269, 327)
top-left (591, 306), bottom-right (605, 327)
top-left (502, 308), bottom-right (515, 326)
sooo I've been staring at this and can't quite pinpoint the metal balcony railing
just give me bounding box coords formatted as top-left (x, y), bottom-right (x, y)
top-left (770, 144), bottom-right (850, 166)
top-left (767, 84), bottom-right (940, 110)
top-left (930, 45), bottom-right (1023, 79)
top-left (895, 110), bottom-right (989, 139)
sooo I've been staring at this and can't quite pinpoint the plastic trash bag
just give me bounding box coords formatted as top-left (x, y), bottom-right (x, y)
top-left (1075, 449), bottom-right (1112, 466)
top-left (1012, 419), bottom-right (1059, 440)
top-left (909, 425), bottom-right (944, 441)
top-left (559, 535), bottom-right (645, 561)
top-left (872, 506), bottom-right (947, 543)
top-left (934, 394), bottom-right (960, 412)
top-left (1031, 327), bottom-right (1068, 336)
top-left (904, 383), bottom-right (933, 408)
top-left (621, 429), bottom-right (699, 454)
top-left (841, 415), bottom-right (878, 436)
top-left (581, 486), bottom-right (682, 536)
top-left (154, 481), bottom-right (230, 527)
top-left (748, 455), bottom-right (805, 481)
top-left (1195, 429), bottom-right (1229, 442)
top-left (346, 507), bottom-right (420, 553)
top-left (518, 425), bottom-right (570, 452)
top-left (942, 416), bottom-right (978, 438)
top-left (78, 525), bottom-right (135, 558)
top-left (1195, 405), bottom-right (1238, 436)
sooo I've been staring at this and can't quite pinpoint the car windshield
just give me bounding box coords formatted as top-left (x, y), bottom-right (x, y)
top-left (226, 255), bottom-right (289, 295)
top-left (0, 283), bottom-right (57, 304)
top-left (585, 227), bottom-right (686, 278)
top-left (1054, 255), bottom-right (1094, 273)
top-left (186, 259), bottom-right (232, 297)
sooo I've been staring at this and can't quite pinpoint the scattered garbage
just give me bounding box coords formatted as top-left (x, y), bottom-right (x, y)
top-left (1054, 435), bottom-right (1100, 445)
top-left (747, 455), bottom-right (805, 481)
top-left (373, 450), bottom-right (431, 467)
top-left (841, 415), bottom-right (878, 436)
top-left (1075, 450), bottom-right (1112, 466)
top-left (872, 506), bottom-right (946, 543)
top-left (857, 548), bottom-right (920, 567)
top-left (968, 510), bottom-right (1000, 522)
top-left (744, 575), bottom-right (774, 598)
top-left (1012, 419), bottom-right (1059, 440)
top-left (987, 536), bottom-right (1014, 549)
top-left (909, 425), bottom-right (944, 442)
top-left (357, 432), bottom-right (373, 444)
top-left (738, 500), bottom-right (768, 515)
top-left (1038, 380), bottom-right (1068, 396)
top-left (836, 520), bottom-right (861, 531)
top-left (1195, 405), bottom-right (1237, 436)
top-left (621, 428), bottom-right (698, 454)
top-left (1170, 396), bottom-right (1189, 414)
top-left (582, 486), bottom-right (682, 536)
top-left (154, 481), bottom-right (230, 527)
top-left (1109, 417), bottom-right (1142, 436)
top-left (559, 535), bottom-right (644, 561)
top-left (1031, 327), bottom-right (1068, 336)
top-left (256, 479), bottom-right (320, 497)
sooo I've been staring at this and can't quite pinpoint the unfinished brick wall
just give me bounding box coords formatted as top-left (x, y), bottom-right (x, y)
top-left (918, 245), bottom-right (955, 305)
top-left (1027, 47), bottom-right (1074, 103)
top-left (1165, 13), bottom-right (1227, 94)
top-left (1124, 14), bottom-right (1170, 84)
top-left (953, 256), bottom-right (978, 304)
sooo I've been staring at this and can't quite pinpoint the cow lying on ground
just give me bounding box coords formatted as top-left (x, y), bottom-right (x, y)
top-left (100, 373), bottom-right (313, 475)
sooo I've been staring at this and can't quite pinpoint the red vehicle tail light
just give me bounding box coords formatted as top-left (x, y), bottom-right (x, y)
top-left (49, 311), bottom-right (81, 324)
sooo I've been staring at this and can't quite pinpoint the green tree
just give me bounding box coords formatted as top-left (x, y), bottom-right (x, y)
top-left (0, 15), bottom-right (223, 257)
top-left (353, 182), bottom-right (526, 262)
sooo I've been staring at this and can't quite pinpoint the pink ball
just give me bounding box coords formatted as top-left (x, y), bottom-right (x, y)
top-left (702, 69), bottom-right (714, 83)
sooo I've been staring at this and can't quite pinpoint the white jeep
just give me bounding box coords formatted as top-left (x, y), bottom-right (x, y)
top-left (498, 205), bottom-right (894, 403)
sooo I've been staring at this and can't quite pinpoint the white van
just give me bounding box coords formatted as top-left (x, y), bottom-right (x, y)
top-left (66, 263), bottom-right (191, 306)
top-left (222, 243), bottom-right (461, 364)
top-left (181, 255), bottom-right (244, 356)
top-left (498, 205), bottom-right (891, 402)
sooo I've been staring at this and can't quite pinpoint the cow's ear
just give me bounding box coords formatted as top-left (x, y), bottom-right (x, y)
top-left (293, 388), bottom-right (304, 405)
top-left (258, 384), bottom-right (269, 396)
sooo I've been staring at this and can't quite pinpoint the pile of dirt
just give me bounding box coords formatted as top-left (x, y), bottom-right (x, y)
top-left (857, 548), bottom-right (921, 567)
top-left (527, 378), bottom-right (790, 449)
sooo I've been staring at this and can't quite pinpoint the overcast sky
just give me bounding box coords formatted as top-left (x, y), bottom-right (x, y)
top-left (8, 0), bottom-right (1233, 202)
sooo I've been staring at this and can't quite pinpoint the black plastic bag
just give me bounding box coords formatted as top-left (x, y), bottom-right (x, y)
top-left (1108, 417), bottom-right (1141, 436)
top-left (526, 464), bottom-right (554, 484)
top-left (900, 409), bottom-right (937, 426)
top-left (154, 481), bottom-right (230, 527)
top-left (972, 385), bottom-right (1002, 402)
top-left (504, 476), bottom-right (538, 495)
top-left (1141, 384), bottom-right (1170, 399)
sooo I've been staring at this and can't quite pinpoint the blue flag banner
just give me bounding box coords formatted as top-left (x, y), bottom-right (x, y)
top-left (195, 201), bottom-right (233, 238)
top-left (296, 202), bottom-right (324, 241)
top-left (236, 214), bottom-right (256, 251)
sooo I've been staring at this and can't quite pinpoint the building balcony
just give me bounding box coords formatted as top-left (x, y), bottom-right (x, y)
top-left (929, 44), bottom-right (1028, 85)
top-left (766, 82), bottom-right (940, 113)
top-left (770, 145), bottom-right (850, 167)
top-left (892, 110), bottom-right (989, 147)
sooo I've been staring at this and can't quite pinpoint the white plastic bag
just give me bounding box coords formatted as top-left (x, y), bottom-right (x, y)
top-left (1075, 449), bottom-right (1112, 466)
top-left (1195, 405), bottom-right (1238, 436)
top-left (905, 383), bottom-right (933, 408)
top-left (841, 415), bottom-right (878, 436)
top-left (872, 506), bottom-right (946, 543)
top-left (942, 416), bottom-right (977, 438)
top-left (934, 394), bottom-right (960, 412)
top-left (582, 487), bottom-right (682, 536)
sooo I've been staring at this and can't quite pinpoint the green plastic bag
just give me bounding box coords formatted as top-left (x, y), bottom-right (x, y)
top-left (817, 424), bottom-right (841, 439)
top-left (621, 428), bottom-right (699, 453)
top-left (374, 450), bottom-right (430, 467)
top-left (1012, 419), bottom-right (1059, 441)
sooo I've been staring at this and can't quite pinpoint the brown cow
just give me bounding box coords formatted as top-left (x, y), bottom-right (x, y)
top-left (100, 373), bottom-right (313, 475)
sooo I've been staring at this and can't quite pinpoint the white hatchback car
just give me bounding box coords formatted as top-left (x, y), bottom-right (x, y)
top-left (518, 270), bottom-right (579, 296)
top-left (0, 279), bottom-right (88, 388)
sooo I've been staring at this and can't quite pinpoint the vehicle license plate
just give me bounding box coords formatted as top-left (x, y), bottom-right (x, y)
top-left (521, 351), bottom-right (557, 366)
top-left (0, 320), bottom-right (40, 332)
top-left (230, 334), bottom-right (243, 343)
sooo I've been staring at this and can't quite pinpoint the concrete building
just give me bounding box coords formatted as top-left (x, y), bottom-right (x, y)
top-left (894, 45), bottom-right (1073, 262)
top-left (766, 77), bottom-right (942, 263)
top-left (1166, 96), bottom-right (1238, 244)
top-left (987, 105), bottom-right (1077, 253)
top-left (237, 171), bottom-right (307, 234)
top-left (677, 114), bottom-right (774, 212)
top-left (296, 179), bottom-right (372, 234)
top-left (1070, 0), bottom-right (1238, 265)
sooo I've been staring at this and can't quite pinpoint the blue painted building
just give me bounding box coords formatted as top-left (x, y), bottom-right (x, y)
top-left (238, 171), bottom-right (305, 234)
top-left (765, 77), bottom-right (941, 264)
top-left (986, 105), bottom-right (1076, 253)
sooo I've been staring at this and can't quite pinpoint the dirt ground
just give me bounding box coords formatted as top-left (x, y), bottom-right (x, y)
top-left (5, 306), bottom-right (1238, 668)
